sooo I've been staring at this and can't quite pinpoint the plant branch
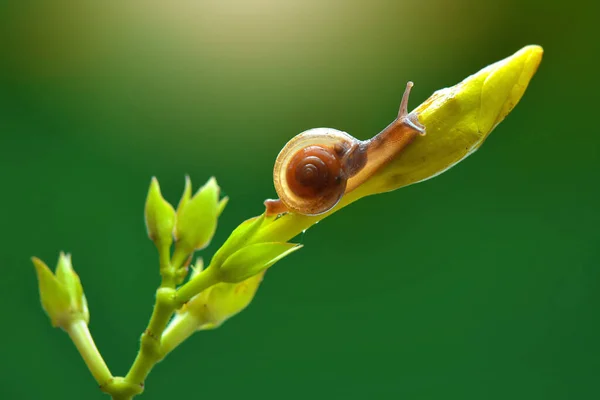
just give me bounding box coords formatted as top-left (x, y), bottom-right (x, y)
top-left (123, 287), bottom-right (176, 386)
top-left (119, 246), bottom-right (219, 397)
top-left (159, 313), bottom-right (205, 359)
top-left (66, 319), bottom-right (113, 387)
top-left (174, 265), bottom-right (219, 305)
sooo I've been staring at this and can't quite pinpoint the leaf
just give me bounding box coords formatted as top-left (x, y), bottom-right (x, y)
top-left (211, 214), bottom-right (266, 267)
top-left (219, 242), bottom-right (302, 283)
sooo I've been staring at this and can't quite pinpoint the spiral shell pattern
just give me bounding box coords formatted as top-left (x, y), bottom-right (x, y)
top-left (273, 128), bottom-right (357, 215)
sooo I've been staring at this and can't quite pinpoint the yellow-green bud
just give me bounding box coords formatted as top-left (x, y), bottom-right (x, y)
top-left (356, 45), bottom-right (544, 198)
top-left (174, 177), bottom-right (222, 253)
top-left (32, 253), bottom-right (89, 328)
top-left (211, 214), bottom-right (265, 267)
top-left (144, 177), bottom-right (176, 249)
top-left (185, 271), bottom-right (266, 330)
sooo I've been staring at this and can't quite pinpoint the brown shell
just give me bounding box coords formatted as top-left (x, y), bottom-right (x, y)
top-left (273, 128), bottom-right (359, 215)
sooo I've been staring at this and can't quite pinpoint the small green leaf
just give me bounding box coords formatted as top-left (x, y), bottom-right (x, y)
top-left (175, 177), bottom-right (220, 252)
top-left (144, 177), bottom-right (176, 248)
top-left (219, 242), bottom-right (302, 283)
top-left (211, 214), bottom-right (265, 267)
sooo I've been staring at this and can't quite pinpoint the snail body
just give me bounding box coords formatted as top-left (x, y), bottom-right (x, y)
top-left (265, 82), bottom-right (426, 216)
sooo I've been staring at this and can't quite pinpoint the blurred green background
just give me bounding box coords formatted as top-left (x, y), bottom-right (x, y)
top-left (1, 0), bottom-right (598, 399)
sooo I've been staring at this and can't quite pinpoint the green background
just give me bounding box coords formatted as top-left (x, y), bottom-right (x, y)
top-left (1, 0), bottom-right (598, 399)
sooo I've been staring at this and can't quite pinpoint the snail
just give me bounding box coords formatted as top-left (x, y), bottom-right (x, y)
top-left (265, 82), bottom-right (426, 216)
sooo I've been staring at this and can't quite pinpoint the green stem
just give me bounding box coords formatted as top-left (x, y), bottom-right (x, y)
top-left (175, 266), bottom-right (219, 305)
top-left (158, 242), bottom-right (172, 273)
top-left (66, 319), bottom-right (113, 387)
top-left (160, 313), bottom-right (205, 358)
top-left (122, 262), bottom-right (219, 396)
top-left (120, 243), bottom-right (181, 395)
top-left (124, 288), bottom-right (176, 386)
top-left (170, 245), bottom-right (190, 272)
top-left (104, 377), bottom-right (142, 399)
top-left (159, 243), bottom-right (180, 288)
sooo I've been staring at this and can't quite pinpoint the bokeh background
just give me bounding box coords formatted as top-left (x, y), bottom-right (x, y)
top-left (1, 0), bottom-right (598, 399)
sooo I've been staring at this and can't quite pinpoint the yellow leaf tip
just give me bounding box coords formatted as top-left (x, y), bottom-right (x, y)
top-left (513, 44), bottom-right (544, 75)
top-left (31, 256), bottom-right (47, 270)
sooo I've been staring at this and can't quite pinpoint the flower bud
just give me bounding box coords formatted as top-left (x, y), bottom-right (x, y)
top-left (32, 253), bottom-right (89, 328)
top-left (185, 271), bottom-right (266, 330)
top-left (144, 177), bottom-right (176, 249)
top-left (357, 45), bottom-right (544, 197)
top-left (174, 177), bottom-right (222, 253)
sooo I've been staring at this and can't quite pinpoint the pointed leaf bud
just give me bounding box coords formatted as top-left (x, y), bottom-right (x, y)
top-left (144, 177), bottom-right (176, 249)
top-left (211, 214), bottom-right (265, 267)
top-left (356, 45), bottom-right (544, 197)
top-left (161, 270), bottom-right (265, 355)
top-left (174, 177), bottom-right (220, 253)
top-left (32, 255), bottom-right (89, 328)
top-left (219, 242), bottom-right (302, 283)
top-left (55, 252), bottom-right (89, 324)
top-left (186, 271), bottom-right (265, 330)
top-left (33, 257), bottom-right (70, 328)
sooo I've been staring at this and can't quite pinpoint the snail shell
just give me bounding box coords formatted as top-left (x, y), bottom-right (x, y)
top-left (272, 128), bottom-right (367, 215)
top-left (265, 82), bottom-right (426, 216)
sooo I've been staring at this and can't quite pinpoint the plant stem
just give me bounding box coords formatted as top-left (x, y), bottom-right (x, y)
top-left (160, 313), bottom-right (204, 358)
top-left (104, 377), bottom-right (142, 399)
top-left (124, 288), bottom-right (175, 385)
top-left (175, 266), bottom-right (219, 305)
top-left (122, 254), bottom-right (219, 397)
top-left (66, 319), bottom-right (113, 387)
top-left (158, 242), bottom-right (172, 274)
top-left (170, 245), bottom-right (190, 274)
top-left (120, 244), bottom-right (183, 395)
